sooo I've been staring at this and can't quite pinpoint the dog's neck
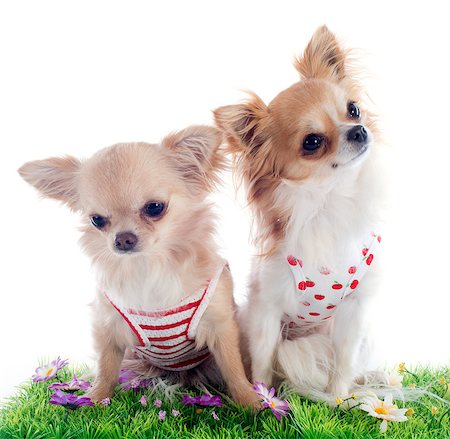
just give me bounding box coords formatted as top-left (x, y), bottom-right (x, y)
top-left (95, 223), bottom-right (220, 310)
top-left (280, 160), bottom-right (379, 264)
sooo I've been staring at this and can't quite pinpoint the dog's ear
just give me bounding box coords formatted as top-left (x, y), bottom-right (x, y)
top-left (162, 125), bottom-right (224, 194)
top-left (214, 92), bottom-right (269, 155)
top-left (18, 156), bottom-right (81, 210)
top-left (294, 25), bottom-right (347, 81)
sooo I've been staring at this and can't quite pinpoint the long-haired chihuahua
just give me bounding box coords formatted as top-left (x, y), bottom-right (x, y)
top-left (215, 26), bottom-right (384, 403)
top-left (19, 125), bottom-right (259, 407)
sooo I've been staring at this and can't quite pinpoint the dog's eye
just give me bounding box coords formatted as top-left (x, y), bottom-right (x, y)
top-left (347, 102), bottom-right (361, 119)
top-left (143, 202), bottom-right (165, 218)
top-left (302, 134), bottom-right (324, 154)
top-left (90, 215), bottom-right (108, 229)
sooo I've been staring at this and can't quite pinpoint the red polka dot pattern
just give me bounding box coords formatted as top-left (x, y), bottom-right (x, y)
top-left (286, 232), bottom-right (381, 324)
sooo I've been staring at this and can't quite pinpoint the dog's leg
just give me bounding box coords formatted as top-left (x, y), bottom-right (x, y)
top-left (197, 272), bottom-right (260, 408)
top-left (87, 345), bottom-right (125, 402)
top-left (210, 317), bottom-right (261, 408)
top-left (327, 294), bottom-right (368, 398)
top-left (244, 267), bottom-right (286, 386)
top-left (247, 299), bottom-right (283, 387)
top-left (85, 318), bottom-right (127, 402)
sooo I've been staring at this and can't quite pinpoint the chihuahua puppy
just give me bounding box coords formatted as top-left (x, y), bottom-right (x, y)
top-left (19, 125), bottom-right (259, 407)
top-left (215, 26), bottom-right (384, 402)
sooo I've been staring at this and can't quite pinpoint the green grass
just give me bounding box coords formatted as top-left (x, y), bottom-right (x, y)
top-left (1, 365), bottom-right (449, 438)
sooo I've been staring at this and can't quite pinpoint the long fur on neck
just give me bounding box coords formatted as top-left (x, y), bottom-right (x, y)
top-left (80, 198), bottom-right (220, 310)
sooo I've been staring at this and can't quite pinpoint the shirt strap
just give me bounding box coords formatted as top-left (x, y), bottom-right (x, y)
top-left (341, 232), bottom-right (382, 300)
top-left (286, 255), bottom-right (307, 294)
top-left (103, 292), bottom-right (147, 346)
top-left (186, 261), bottom-right (226, 339)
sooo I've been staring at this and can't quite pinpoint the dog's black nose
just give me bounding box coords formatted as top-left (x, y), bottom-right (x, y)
top-left (115, 232), bottom-right (138, 252)
top-left (347, 125), bottom-right (368, 144)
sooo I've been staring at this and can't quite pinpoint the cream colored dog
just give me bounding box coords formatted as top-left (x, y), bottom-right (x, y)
top-left (19, 125), bottom-right (259, 407)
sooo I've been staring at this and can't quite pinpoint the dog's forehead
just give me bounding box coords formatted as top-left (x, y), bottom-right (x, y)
top-left (271, 80), bottom-right (348, 133)
top-left (79, 142), bottom-right (175, 211)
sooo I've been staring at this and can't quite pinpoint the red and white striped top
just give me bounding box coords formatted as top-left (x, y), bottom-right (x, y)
top-left (105, 264), bottom-right (224, 371)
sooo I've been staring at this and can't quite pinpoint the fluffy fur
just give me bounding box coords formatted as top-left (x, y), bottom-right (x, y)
top-left (18, 125), bottom-right (259, 407)
top-left (214, 26), bottom-right (385, 403)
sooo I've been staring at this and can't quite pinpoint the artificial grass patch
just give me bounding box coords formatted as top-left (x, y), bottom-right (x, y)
top-left (1, 365), bottom-right (449, 439)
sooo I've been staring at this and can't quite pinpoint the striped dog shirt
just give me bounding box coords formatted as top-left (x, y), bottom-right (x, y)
top-left (105, 264), bottom-right (224, 371)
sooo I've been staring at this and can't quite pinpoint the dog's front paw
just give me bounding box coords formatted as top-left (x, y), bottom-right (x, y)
top-left (327, 378), bottom-right (351, 405)
top-left (232, 385), bottom-right (262, 410)
top-left (252, 371), bottom-right (274, 388)
top-left (84, 386), bottom-right (113, 403)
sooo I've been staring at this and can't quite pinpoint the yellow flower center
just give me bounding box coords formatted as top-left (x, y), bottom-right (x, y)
top-left (270, 401), bottom-right (276, 408)
top-left (375, 407), bottom-right (389, 415)
top-left (45, 368), bottom-right (54, 377)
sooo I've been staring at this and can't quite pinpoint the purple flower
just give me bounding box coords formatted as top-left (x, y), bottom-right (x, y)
top-left (33, 365), bottom-right (57, 382)
top-left (139, 396), bottom-right (147, 406)
top-left (262, 396), bottom-right (290, 421)
top-left (118, 368), bottom-right (153, 390)
top-left (48, 374), bottom-right (91, 392)
top-left (199, 394), bottom-right (223, 407)
top-left (181, 394), bottom-right (223, 407)
top-left (49, 389), bottom-right (93, 410)
top-left (154, 399), bottom-right (162, 407)
top-left (212, 411), bottom-right (220, 421)
top-left (130, 379), bottom-right (140, 389)
top-left (100, 398), bottom-right (111, 406)
top-left (253, 382), bottom-right (290, 421)
top-left (32, 356), bottom-right (69, 383)
top-left (253, 381), bottom-right (275, 404)
top-left (119, 368), bottom-right (138, 383)
top-left (52, 356), bottom-right (69, 371)
top-left (158, 410), bottom-right (166, 421)
top-left (172, 409), bottom-right (180, 417)
top-left (181, 395), bottom-right (199, 406)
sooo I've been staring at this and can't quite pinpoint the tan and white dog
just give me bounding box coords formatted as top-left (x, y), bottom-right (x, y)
top-left (19, 125), bottom-right (259, 407)
top-left (215, 26), bottom-right (384, 402)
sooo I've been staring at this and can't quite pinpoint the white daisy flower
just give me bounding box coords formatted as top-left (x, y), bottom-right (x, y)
top-left (360, 393), bottom-right (408, 433)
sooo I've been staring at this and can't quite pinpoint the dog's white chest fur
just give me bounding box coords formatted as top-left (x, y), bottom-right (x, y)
top-left (262, 165), bottom-right (381, 321)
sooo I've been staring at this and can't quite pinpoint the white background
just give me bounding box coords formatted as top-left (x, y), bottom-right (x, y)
top-left (1, 1), bottom-right (449, 402)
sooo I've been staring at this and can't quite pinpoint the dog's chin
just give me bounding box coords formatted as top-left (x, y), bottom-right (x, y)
top-left (334, 143), bottom-right (370, 169)
top-left (112, 248), bottom-right (142, 257)
top-left (350, 143), bottom-right (369, 163)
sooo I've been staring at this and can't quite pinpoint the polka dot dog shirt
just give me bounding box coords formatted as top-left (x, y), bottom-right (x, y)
top-left (286, 233), bottom-right (381, 324)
